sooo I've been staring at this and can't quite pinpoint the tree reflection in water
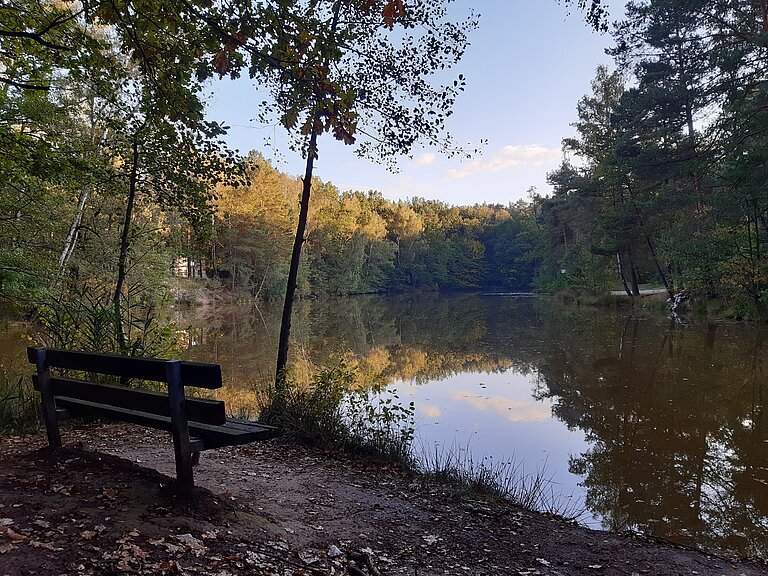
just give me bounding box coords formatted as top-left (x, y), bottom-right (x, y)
top-left (175, 295), bottom-right (768, 557)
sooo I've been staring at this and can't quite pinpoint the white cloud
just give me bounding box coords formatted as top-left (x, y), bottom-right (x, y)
top-left (449, 391), bottom-right (551, 423)
top-left (446, 145), bottom-right (561, 180)
top-left (420, 404), bottom-right (442, 419)
top-left (413, 153), bottom-right (436, 167)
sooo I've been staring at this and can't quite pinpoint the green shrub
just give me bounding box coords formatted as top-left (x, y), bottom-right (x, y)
top-left (0, 368), bottom-right (38, 432)
top-left (36, 280), bottom-right (181, 358)
top-left (261, 364), bottom-right (352, 447)
top-left (260, 363), bottom-right (415, 465)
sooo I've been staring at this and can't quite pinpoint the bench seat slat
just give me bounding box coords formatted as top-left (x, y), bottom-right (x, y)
top-left (27, 348), bottom-right (222, 389)
top-left (33, 376), bottom-right (226, 425)
top-left (189, 420), bottom-right (281, 449)
top-left (54, 397), bottom-right (280, 449)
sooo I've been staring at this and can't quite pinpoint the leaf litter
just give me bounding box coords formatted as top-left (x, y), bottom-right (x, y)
top-left (1, 424), bottom-right (767, 576)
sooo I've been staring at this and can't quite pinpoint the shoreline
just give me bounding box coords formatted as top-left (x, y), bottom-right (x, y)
top-left (1, 422), bottom-right (766, 575)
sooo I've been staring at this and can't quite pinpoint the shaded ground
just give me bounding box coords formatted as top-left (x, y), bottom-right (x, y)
top-left (1, 423), bottom-right (766, 576)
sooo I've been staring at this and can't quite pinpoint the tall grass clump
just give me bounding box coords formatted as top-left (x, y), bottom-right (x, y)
top-left (260, 363), bottom-right (415, 466)
top-left (260, 364), bottom-right (583, 520)
top-left (417, 444), bottom-right (586, 522)
top-left (37, 281), bottom-right (181, 358)
top-left (0, 366), bottom-right (39, 432)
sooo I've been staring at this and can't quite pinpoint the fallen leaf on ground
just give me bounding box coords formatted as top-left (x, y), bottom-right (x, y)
top-left (173, 533), bottom-right (207, 556)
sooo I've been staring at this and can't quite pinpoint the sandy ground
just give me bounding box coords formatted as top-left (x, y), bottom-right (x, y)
top-left (1, 422), bottom-right (767, 576)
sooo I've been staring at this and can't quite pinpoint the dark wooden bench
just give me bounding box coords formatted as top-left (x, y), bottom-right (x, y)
top-left (28, 346), bottom-right (280, 487)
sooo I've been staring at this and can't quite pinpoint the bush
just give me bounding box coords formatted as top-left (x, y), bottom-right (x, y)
top-left (260, 363), bottom-right (415, 465)
top-left (0, 363), bottom-right (39, 432)
top-left (36, 280), bottom-right (181, 358)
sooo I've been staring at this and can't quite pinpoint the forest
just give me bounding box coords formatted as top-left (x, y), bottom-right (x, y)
top-left (2, 0), bottom-right (768, 343)
top-left (187, 154), bottom-right (539, 299)
top-left (539, 1), bottom-right (768, 319)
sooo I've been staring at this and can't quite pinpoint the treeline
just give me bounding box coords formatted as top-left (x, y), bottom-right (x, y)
top-left (534, 1), bottom-right (768, 319)
top-left (179, 152), bottom-right (539, 298)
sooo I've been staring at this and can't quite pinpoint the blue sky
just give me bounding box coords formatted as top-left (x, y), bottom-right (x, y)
top-left (206, 0), bottom-right (618, 206)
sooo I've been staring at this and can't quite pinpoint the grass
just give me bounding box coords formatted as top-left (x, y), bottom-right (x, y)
top-left (416, 443), bottom-right (586, 521)
top-left (0, 367), bottom-right (39, 433)
top-left (258, 364), bottom-right (585, 521)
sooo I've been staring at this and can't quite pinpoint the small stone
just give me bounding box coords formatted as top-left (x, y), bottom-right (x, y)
top-left (328, 544), bottom-right (343, 558)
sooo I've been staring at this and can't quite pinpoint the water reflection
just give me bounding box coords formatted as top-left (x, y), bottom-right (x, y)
top-left (534, 315), bottom-right (768, 556)
top-left (172, 295), bottom-right (768, 556)
top-left (0, 296), bottom-right (730, 555)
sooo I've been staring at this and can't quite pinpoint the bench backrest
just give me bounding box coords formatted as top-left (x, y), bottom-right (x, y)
top-left (28, 348), bottom-right (222, 388)
top-left (28, 347), bottom-right (226, 425)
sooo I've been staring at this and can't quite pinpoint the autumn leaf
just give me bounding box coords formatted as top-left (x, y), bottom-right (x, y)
top-left (213, 51), bottom-right (230, 75)
top-left (382, 0), bottom-right (406, 29)
top-left (332, 125), bottom-right (356, 145)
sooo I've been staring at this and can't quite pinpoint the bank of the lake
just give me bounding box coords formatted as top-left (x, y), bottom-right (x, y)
top-left (2, 422), bottom-right (767, 576)
top-left (4, 293), bottom-right (768, 560)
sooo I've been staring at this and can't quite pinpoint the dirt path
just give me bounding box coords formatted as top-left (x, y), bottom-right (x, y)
top-left (1, 423), bottom-right (766, 576)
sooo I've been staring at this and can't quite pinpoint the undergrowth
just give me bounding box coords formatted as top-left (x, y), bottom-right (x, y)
top-left (260, 364), bottom-right (416, 466)
top-left (0, 366), bottom-right (39, 433)
top-left (416, 444), bottom-right (586, 521)
top-left (259, 363), bottom-right (584, 521)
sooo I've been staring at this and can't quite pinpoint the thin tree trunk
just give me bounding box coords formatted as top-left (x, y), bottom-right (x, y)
top-left (274, 0), bottom-right (342, 387)
top-left (275, 125), bottom-right (319, 387)
top-left (57, 187), bottom-right (89, 277)
top-left (626, 246), bottom-right (640, 296)
top-left (56, 125), bottom-right (109, 283)
top-left (643, 232), bottom-right (672, 296)
top-left (114, 136), bottom-right (140, 352)
top-left (617, 252), bottom-right (632, 297)
top-left (623, 174), bottom-right (672, 296)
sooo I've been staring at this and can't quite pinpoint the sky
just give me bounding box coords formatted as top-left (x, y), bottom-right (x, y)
top-left (205, 0), bottom-right (619, 207)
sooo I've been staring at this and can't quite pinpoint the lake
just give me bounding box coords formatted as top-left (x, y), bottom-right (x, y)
top-left (6, 293), bottom-right (767, 557)
top-left (172, 293), bottom-right (768, 557)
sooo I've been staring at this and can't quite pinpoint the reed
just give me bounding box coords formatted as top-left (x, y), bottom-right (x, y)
top-left (416, 442), bottom-right (586, 521)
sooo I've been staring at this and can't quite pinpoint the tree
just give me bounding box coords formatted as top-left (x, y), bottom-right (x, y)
top-left (1, 1), bottom-right (247, 348)
top-left (223, 0), bottom-right (478, 385)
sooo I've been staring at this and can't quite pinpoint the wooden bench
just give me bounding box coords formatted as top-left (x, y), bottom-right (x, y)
top-left (28, 346), bottom-right (280, 487)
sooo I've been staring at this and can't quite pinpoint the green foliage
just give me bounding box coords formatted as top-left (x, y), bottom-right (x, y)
top-left (0, 369), bottom-right (38, 432)
top-left (534, 3), bottom-right (768, 314)
top-left (260, 363), bottom-right (415, 465)
top-left (261, 364), bottom-right (353, 447)
top-left (37, 281), bottom-right (181, 358)
top-left (347, 389), bottom-right (415, 464)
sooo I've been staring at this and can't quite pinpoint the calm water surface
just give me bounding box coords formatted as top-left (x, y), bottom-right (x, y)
top-left (171, 294), bottom-right (768, 557)
top-left (5, 294), bottom-right (767, 556)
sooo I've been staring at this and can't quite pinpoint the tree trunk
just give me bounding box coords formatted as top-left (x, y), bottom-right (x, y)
top-left (275, 126), bottom-right (319, 387)
top-left (626, 246), bottom-right (640, 296)
top-left (56, 187), bottom-right (89, 280)
top-left (643, 232), bottom-right (672, 296)
top-left (274, 0), bottom-right (342, 387)
top-left (114, 136), bottom-right (140, 352)
top-left (617, 253), bottom-right (632, 298)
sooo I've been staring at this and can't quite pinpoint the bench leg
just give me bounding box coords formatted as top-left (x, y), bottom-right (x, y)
top-left (192, 451), bottom-right (200, 466)
top-left (166, 361), bottom-right (194, 488)
top-left (35, 349), bottom-right (61, 449)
